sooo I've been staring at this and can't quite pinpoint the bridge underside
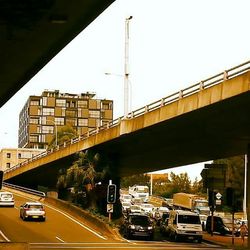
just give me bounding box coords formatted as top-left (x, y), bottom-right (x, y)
top-left (98, 91), bottom-right (250, 176)
top-left (0, 0), bottom-right (115, 107)
top-left (7, 90), bottom-right (250, 188)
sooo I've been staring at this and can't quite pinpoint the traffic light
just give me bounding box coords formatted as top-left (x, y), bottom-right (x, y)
top-left (107, 184), bottom-right (116, 203)
top-left (208, 190), bottom-right (216, 207)
top-left (225, 187), bottom-right (234, 207)
top-left (0, 171), bottom-right (3, 190)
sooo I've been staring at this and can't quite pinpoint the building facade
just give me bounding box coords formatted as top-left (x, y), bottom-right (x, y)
top-left (0, 148), bottom-right (46, 171)
top-left (18, 90), bottom-right (113, 149)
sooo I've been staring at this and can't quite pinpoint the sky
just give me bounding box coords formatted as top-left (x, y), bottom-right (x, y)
top-left (1, 0), bottom-right (250, 181)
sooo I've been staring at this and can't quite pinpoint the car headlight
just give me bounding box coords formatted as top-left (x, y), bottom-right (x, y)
top-left (148, 226), bottom-right (153, 230)
top-left (129, 225), bottom-right (136, 229)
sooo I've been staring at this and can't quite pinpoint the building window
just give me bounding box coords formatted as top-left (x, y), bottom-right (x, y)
top-left (42, 97), bottom-right (47, 106)
top-left (66, 110), bottom-right (76, 117)
top-left (96, 100), bottom-right (101, 109)
top-left (39, 134), bottom-right (46, 143)
top-left (30, 135), bottom-right (38, 142)
top-left (78, 100), bottom-right (88, 108)
top-left (42, 108), bottom-right (54, 116)
top-left (6, 163), bottom-right (11, 168)
top-left (41, 126), bottom-right (54, 134)
top-left (89, 110), bottom-right (100, 118)
top-left (56, 99), bottom-right (66, 107)
top-left (102, 102), bottom-right (112, 110)
top-left (18, 153), bottom-right (22, 159)
top-left (78, 118), bottom-right (88, 126)
top-left (55, 117), bottom-right (64, 125)
top-left (30, 118), bottom-right (39, 124)
top-left (30, 100), bottom-right (40, 106)
top-left (6, 153), bottom-right (11, 158)
top-left (61, 108), bottom-right (66, 116)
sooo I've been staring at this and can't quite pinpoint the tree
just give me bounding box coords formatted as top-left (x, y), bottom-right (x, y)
top-left (191, 177), bottom-right (204, 194)
top-left (48, 125), bottom-right (78, 149)
top-left (56, 150), bottom-right (112, 213)
top-left (120, 174), bottom-right (150, 188)
top-left (169, 172), bottom-right (192, 194)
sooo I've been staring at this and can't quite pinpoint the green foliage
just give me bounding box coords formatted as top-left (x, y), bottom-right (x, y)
top-left (169, 172), bottom-right (192, 193)
top-left (56, 150), bottom-right (112, 212)
top-left (48, 125), bottom-right (78, 149)
top-left (120, 174), bottom-right (150, 188)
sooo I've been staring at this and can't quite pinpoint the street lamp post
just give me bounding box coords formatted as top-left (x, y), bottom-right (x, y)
top-left (124, 16), bottom-right (132, 117)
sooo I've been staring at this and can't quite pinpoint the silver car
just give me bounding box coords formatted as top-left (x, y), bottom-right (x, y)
top-left (20, 202), bottom-right (46, 221)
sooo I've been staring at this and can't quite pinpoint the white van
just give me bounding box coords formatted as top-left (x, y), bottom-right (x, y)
top-left (166, 210), bottom-right (202, 243)
top-left (0, 191), bottom-right (15, 207)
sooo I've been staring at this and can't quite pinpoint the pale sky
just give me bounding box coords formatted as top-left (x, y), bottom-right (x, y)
top-left (1, 0), bottom-right (249, 180)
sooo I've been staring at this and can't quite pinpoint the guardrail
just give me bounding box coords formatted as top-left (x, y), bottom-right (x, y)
top-left (3, 182), bottom-right (46, 197)
top-left (4, 60), bottom-right (250, 175)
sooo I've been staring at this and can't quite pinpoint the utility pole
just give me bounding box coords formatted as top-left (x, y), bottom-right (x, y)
top-left (124, 16), bottom-right (132, 117)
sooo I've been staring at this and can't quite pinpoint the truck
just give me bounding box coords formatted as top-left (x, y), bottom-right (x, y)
top-left (173, 193), bottom-right (210, 216)
top-left (129, 185), bottom-right (149, 203)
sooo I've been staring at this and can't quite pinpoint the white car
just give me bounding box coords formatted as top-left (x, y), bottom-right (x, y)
top-left (122, 201), bottom-right (131, 212)
top-left (129, 205), bottom-right (142, 214)
top-left (120, 194), bottom-right (132, 203)
top-left (140, 203), bottom-right (154, 215)
top-left (20, 202), bottom-right (46, 221)
top-left (0, 191), bottom-right (14, 207)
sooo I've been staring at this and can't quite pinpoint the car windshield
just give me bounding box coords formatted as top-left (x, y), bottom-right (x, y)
top-left (131, 205), bottom-right (140, 210)
top-left (1, 194), bottom-right (12, 198)
top-left (142, 204), bottom-right (153, 208)
top-left (28, 205), bottom-right (43, 209)
top-left (178, 215), bottom-right (201, 224)
top-left (123, 195), bottom-right (131, 199)
top-left (130, 216), bottom-right (151, 226)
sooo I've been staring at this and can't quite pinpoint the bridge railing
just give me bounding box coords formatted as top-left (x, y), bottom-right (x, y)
top-left (4, 60), bottom-right (250, 175)
top-left (3, 182), bottom-right (46, 197)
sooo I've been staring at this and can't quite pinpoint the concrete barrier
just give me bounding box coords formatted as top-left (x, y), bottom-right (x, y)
top-left (0, 243), bottom-right (29, 250)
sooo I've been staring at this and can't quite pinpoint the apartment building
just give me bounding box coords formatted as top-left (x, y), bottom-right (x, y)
top-left (0, 148), bottom-right (46, 171)
top-left (18, 90), bottom-right (113, 149)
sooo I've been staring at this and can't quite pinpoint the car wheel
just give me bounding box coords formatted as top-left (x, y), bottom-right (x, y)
top-left (174, 232), bottom-right (179, 242)
top-left (197, 237), bottom-right (202, 243)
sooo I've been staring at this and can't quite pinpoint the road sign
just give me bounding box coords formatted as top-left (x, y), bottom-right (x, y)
top-left (107, 203), bottom-right (113, 213)
top-left (216, 192), bottom-right (222, 200)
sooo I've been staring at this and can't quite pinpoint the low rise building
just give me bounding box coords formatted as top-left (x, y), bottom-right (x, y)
top-left (0, 148), bottom-right (45, 171)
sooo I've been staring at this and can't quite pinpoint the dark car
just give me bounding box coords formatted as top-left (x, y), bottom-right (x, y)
top-left (122, 213), bottom-right (154, 240)
top-left (206, 215), bottom-right (239, 236)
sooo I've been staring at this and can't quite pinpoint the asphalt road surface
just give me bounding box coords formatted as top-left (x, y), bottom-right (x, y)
top-left (0, 193), bottom-right (230, 250)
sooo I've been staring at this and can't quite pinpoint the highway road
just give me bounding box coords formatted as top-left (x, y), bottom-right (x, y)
top-left (0, 193), bottom-right (109, 243)
top-left (0, 192), bottom-right (230, 250)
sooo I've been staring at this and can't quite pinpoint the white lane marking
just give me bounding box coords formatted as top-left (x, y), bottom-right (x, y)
top-left (55, 236), bottom-right (65, 243)
top-left (13, 192), bottom-right (106, 240)
top-left (44, 203), bottom-right (107, 240)
top-left (0, 230), bottom-right (10, 242)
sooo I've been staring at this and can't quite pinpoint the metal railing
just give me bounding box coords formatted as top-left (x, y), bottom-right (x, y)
top-left (3, 182), bottom-right (46, 197)
top-left (4, 60), bottom-right (250, 174)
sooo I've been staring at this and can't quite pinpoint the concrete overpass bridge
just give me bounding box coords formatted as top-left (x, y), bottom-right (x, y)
top-left (3, 61), bottom-right (250, 189)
